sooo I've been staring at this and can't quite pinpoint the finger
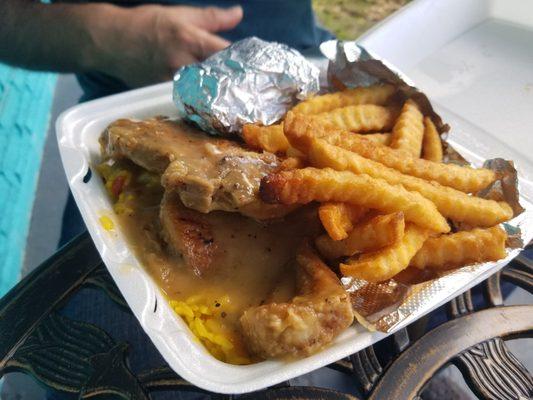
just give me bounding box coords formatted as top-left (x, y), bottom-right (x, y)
top-left (167, 51), bottom-right (199, 71)
top-left (188, 6), bottom-right (243, 32)
top-left (190, 28), bottom-right (231, 59)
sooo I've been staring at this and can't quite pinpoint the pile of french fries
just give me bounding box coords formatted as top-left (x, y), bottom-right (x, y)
top-left (243, 84), bottom-right (513, 283)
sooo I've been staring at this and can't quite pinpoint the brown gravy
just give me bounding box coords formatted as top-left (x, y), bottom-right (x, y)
top-left (106, 160), bottom-right (320, 360)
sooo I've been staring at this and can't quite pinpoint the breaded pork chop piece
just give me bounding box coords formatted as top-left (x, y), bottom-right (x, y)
top-left (100, 117), bottom-right (289, 219)
top-left (240, 243), bottom-right (354, 359)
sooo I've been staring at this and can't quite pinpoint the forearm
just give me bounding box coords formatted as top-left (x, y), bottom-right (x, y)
top-left (0, 0), bottom-right (125, 73)
top-left (0, 1), bottom-right (240, 87)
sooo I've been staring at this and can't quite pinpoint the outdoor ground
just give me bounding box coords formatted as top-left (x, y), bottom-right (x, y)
top-left (313, 0), bottom-right (410, 39)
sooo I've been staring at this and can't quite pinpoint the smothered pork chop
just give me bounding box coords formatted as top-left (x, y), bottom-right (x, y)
top-left (100, 117), bottom-right (291, 220)
top-left (98, 117), bottom-right (352, 363)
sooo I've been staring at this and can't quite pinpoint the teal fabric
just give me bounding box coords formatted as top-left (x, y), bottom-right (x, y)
top-left (0, 64), bottom-right (57, 295)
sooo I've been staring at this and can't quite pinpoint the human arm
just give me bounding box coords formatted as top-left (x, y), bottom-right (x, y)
top-left (0, 1), bottom-right (242, 87)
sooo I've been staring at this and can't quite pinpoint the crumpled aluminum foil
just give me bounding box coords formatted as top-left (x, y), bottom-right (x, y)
top-left (322, 40), bottom-right (531, 333)
top-left (173, 37), bottom-right (319, 137)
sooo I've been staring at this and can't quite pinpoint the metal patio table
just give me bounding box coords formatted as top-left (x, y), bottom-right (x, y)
top-left (0, 232), bottom-right (531, 399)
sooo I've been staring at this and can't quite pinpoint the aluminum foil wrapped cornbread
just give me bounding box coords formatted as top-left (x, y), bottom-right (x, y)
top-left (173, 37), bottom-right (319, 136)
top-left (321, 41), bottom-right (530, 333)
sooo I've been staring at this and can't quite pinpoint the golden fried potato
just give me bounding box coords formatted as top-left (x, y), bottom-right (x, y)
top-left (279, 156), bottom-right (306, 170)
top-left (285, 114), bottom-right (496, 193)
top-left (283, 111), bottom-right (328, 152)
top-left (318, 202), bottom-right (367, 241)
top-left (422, 117), bottom-right (443, 162)
top-left (291, 84), bottom-right (396, 115)
top-left (314, 104), bottom-right (397, 133)
top-left (340, 223), bottom-right (430, 282)
top-left (285, 110), bottom-right (392, 148)
top-left (410, 226), bottom-right (507, 270)
top-left (316, 212), bottom-right (405, 259)
top-left (360, 132), bottom-right (392, 146)
top-left (327, 131), bottom-right (495, 192)
top-left (242, 123), bottom-right (289, 153)
top-left (260, 167), bottom-right (450, 233)
top-left (286, 146), bottom-right (306, 159)
top-left (306, 137), bottom-right (513, 227)
top-left (389, 99), bottom-right (424, 157)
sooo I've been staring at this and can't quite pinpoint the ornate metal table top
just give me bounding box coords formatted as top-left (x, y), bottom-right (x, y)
top-left (0, 232), bottom-right (531, 399)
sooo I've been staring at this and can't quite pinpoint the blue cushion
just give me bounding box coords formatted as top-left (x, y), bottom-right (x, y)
top-left (0, 64), bottom-right (57, 295)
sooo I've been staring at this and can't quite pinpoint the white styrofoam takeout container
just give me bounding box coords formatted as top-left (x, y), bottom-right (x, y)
top-left (56, 0), bottom-right (533, 393)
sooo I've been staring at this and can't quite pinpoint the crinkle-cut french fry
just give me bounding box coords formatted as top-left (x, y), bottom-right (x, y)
top-left (389, 99), bottom-right (424, 157)
top-left (279, 156), bottom-right (306, 170)
top-left (284, 111), bottom-right (328, 151)
top-left (283, 112), bottom-right (496, 193)
top-left (324, 130), bottom-right (495, 193)
top-left (318, 202), bottom-right (367, 241)
top-left (260, 167), bottom-right (450, 233)
top-left (291, 84), bottom-right (396, 115)
top-left (242, 123), bottom-right (289, 153)
top-left (340, 223), bottom-right (430, 282)
top-left (286, 146), bottom-right (305, 159)
top-left (319, 203), bottom-right (352, 241)
top-left (422, 117), bottom-right (443, 162)
top-left (316, 212), bottom-right (405, 259)
top-left (314, 104), bottom-right (396, 132)
top-left (410, 226), bottom-right (507, 270)
top-left (359, 132), bottom-right (391, 146)
top-left (284, 111), bottom-right (391, 150)
top-left (307, 138), bottom-right (513, 227)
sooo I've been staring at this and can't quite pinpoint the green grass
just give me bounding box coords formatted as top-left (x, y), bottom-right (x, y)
top-left (312, 0), bottom-right (410, 40)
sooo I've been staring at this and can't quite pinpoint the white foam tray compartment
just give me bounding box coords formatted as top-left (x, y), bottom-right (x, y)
top-left (57, 0), bottom-right (533, 393)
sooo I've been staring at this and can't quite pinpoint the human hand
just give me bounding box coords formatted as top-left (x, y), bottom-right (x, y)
top-left (92, 5), bottom-right (242, 87)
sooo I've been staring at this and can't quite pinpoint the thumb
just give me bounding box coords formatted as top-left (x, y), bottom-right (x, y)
top-left (189, 6), bottom-right (243, 32)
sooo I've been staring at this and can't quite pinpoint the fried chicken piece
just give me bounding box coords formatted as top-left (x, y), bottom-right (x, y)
top-left (240, 243), bottom-right (354, 359)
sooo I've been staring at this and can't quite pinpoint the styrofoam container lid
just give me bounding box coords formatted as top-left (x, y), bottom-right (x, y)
top-left (56, 0), bottom-right (533, 393)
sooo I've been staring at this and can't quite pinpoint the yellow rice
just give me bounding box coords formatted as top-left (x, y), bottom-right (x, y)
top-left (170, 295), bottom-right (252, 365)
